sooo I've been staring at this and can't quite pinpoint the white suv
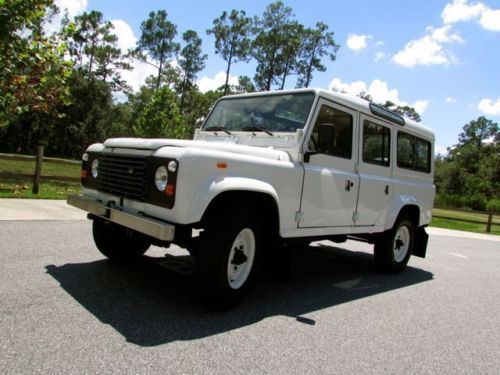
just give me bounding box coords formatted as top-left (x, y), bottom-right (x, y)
top-left (68, 88), bottom-right (435, 308)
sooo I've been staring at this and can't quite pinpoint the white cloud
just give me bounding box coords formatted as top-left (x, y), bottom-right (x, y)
top-left (480, 8), bottom-right (500, 31)
top-left (478, 98), bottom-right (500, 115)
top-left (392, 25), bottom-right (462, 68)
top-left (414, 100), bottom-right (430, 114)
top-left (435, 144), bottom-right (449, 156)
top-left (197, 72), bottom-right (238, 93)
top-left (45, 0), bottom-right (88, 34)
top-left (427, 25), bottom-right (463, 43)
top-left (446, 96), bottom-right (457, 103)
top-left (108, 19), bottom-right (156, 93)
top-left (328, 78), bottom-right (429, 115)
top-left (346, 34), bottom-right (372, 51)
top-left (442, 0), bottom-right (486, 24)
top-left (111, 19), bottom-right (137, 52)
top-left (442, 0), bottom-right (500, 31)
top-left (374, 52), bottom-right (386, 62)
top-left (55, 0), bottom-right (88, 17)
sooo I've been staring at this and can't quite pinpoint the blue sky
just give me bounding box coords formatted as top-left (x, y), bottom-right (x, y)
top-left (57, 0), bottom-right (500, 153)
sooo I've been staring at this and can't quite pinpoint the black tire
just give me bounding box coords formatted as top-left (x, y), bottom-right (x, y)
top-left (374, 216), bottom-right (414, 274)
top-left (92, 219), bottom-right (151, 261)
top-left (197, 206), bottom-right (261, 310)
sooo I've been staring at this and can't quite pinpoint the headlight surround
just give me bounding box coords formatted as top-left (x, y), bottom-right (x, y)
top-left (91, 158), bottom-right (99, 178)
top-left (154, 165), bottom-right (168, 191)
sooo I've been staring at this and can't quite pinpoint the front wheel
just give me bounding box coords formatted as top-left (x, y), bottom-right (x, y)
top-left (92, 219), bottom-right (151, 261)
top-left (374, 216), bottom-right (414, 273)
top-left (197, 207), bottom-right (260, 309)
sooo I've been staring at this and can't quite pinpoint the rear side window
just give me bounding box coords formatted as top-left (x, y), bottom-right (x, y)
top-left (397, 132), bottom-right (431, 173)
top-left (363, 120), bottom-right (390, 167)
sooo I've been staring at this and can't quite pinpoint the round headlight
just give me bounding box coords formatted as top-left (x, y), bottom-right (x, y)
top-left (91, 159), bottom-right (99, 178)
top-left (168, 160), bottom-right (177, 173)
top-left (82, 153), bottom-right (89, 162)
top-left (154, 165), bottom-right (168, 191)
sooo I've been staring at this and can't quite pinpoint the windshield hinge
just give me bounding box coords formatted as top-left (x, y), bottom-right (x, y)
top-left (295, 211), bottom-right (304, 223)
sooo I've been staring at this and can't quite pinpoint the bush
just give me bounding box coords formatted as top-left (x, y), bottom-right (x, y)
top-left (434, 193), bottom-right (465, 209)
top-left (463, 194), bottom-right (487, 211)
top-left (487, 199), bottom-right (500, 213)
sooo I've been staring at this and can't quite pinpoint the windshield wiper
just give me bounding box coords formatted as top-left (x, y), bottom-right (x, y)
top-left (204, 126), bottom-right (232, 135)
top-left (241, 125), bottom-right (274, 136)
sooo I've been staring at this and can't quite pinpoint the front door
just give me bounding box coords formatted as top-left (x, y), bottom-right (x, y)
top-left (299, 99), bottom-right (359, 228)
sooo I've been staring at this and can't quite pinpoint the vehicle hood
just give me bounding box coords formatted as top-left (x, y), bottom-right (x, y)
top-left (103, 138), bottom-right (291, 162)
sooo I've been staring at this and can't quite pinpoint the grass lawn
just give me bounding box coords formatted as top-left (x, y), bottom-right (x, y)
top-left (0, 179), bottom-right (81, 199)
top-left (0, 157), bottom-right (80, 178)
top-left (431, 208), bottom-right (499, 236)
top-left (0, 154), bottom-right (81, 199)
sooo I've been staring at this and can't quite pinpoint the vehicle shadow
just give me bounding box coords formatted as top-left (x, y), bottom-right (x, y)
top-left (45, 243), bottom-right (433, 347)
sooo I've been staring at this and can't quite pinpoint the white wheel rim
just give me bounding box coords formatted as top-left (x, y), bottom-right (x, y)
top-left (227, 228), bottom-right (256, 290)
top-left (393, 225), bottom-right (410, 263)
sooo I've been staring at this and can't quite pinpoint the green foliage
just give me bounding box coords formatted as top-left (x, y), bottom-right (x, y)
top-left (487, 199), bottom-right (500, 213)
top-left (207, 9), bottom-right (252, 94)
top-left (434, 116), bottom-right (499, 211)
top-left (296, 22), bottom-right (339, 88)
top-left (252, 1), bottom-right (295, 91)
top-left (1, 3), bottom-right (342, 159)
top-left (179, 30), bottom-right (207, 108)
top-left (133, 87), bottom-right (187, 138)
top-left (0, 0), bottom-right (72, 122)
top-left (67, 10), bottom-right (131, 91)
top-left (135, 10), bottom-right (179, 90)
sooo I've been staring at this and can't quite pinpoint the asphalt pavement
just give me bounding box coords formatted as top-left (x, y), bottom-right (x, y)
top-left (1, 199), bottom-right (499, 373)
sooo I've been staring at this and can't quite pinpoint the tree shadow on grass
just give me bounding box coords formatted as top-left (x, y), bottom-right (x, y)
top-left (46, 243), bottom-right (433, 347)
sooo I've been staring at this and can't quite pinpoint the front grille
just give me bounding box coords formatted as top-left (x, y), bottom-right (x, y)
top-left (98, 154), bottom-right (148, 200)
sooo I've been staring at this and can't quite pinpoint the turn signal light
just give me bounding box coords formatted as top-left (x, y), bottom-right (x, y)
top-left (165, 184), bottom-right (175, 196)
top-left (81, 170), bottom-right (88, 179)
top-left (217, 162), bottom-right (227, 169)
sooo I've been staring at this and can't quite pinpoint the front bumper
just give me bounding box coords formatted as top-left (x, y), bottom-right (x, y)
top-left (67, 195), bottom-right (175, 241)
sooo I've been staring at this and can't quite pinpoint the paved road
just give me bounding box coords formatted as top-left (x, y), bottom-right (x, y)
top-left (1, 217), bottom-right (499, 373)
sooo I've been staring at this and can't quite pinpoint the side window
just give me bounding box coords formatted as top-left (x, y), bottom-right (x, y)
top-left (397, 131), bottom-right (431, 173)
top-left (308, 104), bottom-right (353, 159)
top-left (362, 120), bottom-right (391, 166)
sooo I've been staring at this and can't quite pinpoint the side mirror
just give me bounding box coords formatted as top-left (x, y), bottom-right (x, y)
top-left (318, 123), bottom-right (335, 152)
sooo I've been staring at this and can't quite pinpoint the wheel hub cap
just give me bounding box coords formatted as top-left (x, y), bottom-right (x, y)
top-left (393, 226), bottom-right (410, 263)
top-left (227, 228), bottom-right (255, 290)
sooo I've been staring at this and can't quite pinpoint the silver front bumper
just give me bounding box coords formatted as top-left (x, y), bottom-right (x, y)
top-left (67, 195), bottom-right (175, 241)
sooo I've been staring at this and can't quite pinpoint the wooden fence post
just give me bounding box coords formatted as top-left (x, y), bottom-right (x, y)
top-left (485, 208), bottom-right (493, 233)
top-left (32, 146), bottom-right (44, 194)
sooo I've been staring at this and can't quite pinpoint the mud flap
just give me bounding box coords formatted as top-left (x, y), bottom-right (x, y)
top-left (413, 226), bottom-right (429, 258)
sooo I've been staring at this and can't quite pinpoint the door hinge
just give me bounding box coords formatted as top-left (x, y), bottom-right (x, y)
top-left (352, 212), bottom-right (359, 222)
top-left (295, 211), bottom-right (304, 223)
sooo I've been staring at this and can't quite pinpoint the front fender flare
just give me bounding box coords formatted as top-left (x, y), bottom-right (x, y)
top-left (183, 176), bottom-right (280, 224)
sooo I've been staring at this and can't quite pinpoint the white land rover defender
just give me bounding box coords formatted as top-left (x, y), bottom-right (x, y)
top-left (68, 88), bottom-right (434, 308)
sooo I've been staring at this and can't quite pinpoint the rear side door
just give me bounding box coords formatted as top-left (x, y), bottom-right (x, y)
top-left (299, 99), bottom-right (359, 228)
top-left (355, 114), bottom-right (393, 226)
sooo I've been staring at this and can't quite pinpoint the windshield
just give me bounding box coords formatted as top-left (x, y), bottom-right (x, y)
top-left (202, 92), bottom-right (316, 133)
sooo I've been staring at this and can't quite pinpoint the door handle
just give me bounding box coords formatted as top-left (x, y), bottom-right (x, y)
top-left (384, 185), bottom-right (389, 195)
top-left (345, 180), bottom-right (354, 192)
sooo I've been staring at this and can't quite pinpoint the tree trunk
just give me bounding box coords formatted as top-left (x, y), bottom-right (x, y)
top-left (224, 50), bottom-right (234, 95)
top-left (156, 55), bottom-right (164, 91)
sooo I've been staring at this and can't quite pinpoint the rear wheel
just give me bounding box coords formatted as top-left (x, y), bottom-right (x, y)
top-left (374, 216), bottom-right (414, 273)
top-left (197, 206), bottom-right (260, 309)
top-left (92, 219), bottom-right (151, 261)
